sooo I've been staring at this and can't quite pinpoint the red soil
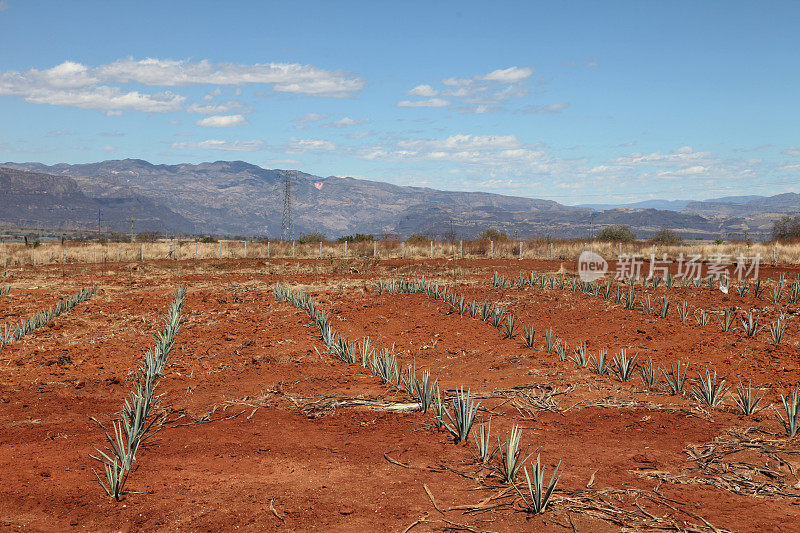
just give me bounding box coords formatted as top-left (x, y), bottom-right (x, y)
top-left (0, 258), bottom-right (798, 532)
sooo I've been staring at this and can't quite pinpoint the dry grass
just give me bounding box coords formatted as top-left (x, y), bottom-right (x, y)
top-left (1, 239), bottom-right (799, 267)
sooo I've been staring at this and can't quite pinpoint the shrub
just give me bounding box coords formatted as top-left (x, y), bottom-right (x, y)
top-left (135, 232), bottom-right (161, 243)
top-left (405, 234), bottom-right (430, 245)
top-left (773, 215), bottom-right (800, 242)
top-left (337, 233), bottom-right (374, 243)
top-left (651, 228), bottom-right (683, 245)
top-left (596, 225), bottom-right (636, 242)
top-left (478, 229), bottom-right (509, 241)
top-left (199, 236), bottom-right (218, 243)
top-left (297, 232), bottom-right (327, 244)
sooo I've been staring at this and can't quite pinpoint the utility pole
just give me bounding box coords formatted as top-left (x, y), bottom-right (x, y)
top-left (98, 209), bottom-right (102, 242)
top-left (281, 171), bottom-right (294, 242)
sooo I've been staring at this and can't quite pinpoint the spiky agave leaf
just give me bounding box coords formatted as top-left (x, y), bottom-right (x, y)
top-left (442, 386), bottom-right (481, 443)
top-left (514, 454), bottom-right (561, 515)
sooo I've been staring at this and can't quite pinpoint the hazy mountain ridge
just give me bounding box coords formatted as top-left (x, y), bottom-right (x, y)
top-left (2, 159), bottom-right (796, 239)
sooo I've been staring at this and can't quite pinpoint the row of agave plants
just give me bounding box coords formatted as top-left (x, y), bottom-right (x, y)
top-left (492, 271), bottom-right (790, 344)
top-left (375, 278), bottom-right (800, 438)
top-left (273, 282), bottom-right (561, 514)
top-left (91, 286), bottom-right (186, 500)
top-left (0, 285), bottom-right (10, 297)
top-left (0, 286), bottom-right (96, 354)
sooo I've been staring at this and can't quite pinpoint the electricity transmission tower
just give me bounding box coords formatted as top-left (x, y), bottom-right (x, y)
top-left (280, 171), bottom-right (293, 241)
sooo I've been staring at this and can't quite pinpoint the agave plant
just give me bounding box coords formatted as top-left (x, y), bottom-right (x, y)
top-left (612, 349), bottom-right (638, 382)
top-left (490, 308), bottom-right (506, 328)
top-left (774, 386), bottom-right (800, 437)
top-left (753, 278), bottom-right (765, 297)
top-left (522, 324), bottom-right (536, 348)
top-left (496, 425), bottom-right (532, 483)
top-left (442, 387), bottom-right (481, 443)
top-left (370, 349), bottom-right (399, 385)
top-left (656, 296), bottom-right (670, 318)
top-left (554, 339), bottom-right (567, 361)
top-left (468, 300), bottom-right (480, 319)
top-left (472, 420), bottom-right (496, 465)
top-left (773, 274), bottom-right (786, 303)
top-left (691, 369), bottom-right (729, 408)
top-left (677, 301), bottom-right (690, 322)
top-left (624, 288), bottom-right (636, 310)
top-left (571, 342), bottom-right (588, 368)
top-left (432, 386), bottom-right (445, 429)
top-left (480, 300), bottom-right (493, 321)
top-left (737, 279), bottom-right (749, 297)
top-left (514, 455), bottom-right (561, 515)
top-left (589, 348), bottom-right (608, 375)
top-left (770, 319), bottom-right (786, 344)
top-left (544, 328), bottom-right (554, 353)
top-left (789, 281), bottom-right (800, 304)
top-left (414, 370), bottom-right (438, 413)
top-left (665, 273), bottom-right (674, 289)
top-left (502, 315), bottom-right (520, 339)
top-left (638, 357), bottom-right (661, 388)
top-left (718, 307), bottom-right (736, 332)
top-left (358, 337), bottom-right (374, 367)
top-left (740, 312), bottom-right (764, 338)
top-left (696, 309), bottom-right (709, 326)
top-left (663, 361), bottom-right (688, 395)
top-left (732, 381), bottom-right (767, 416)
top-left (402, 365), bottom-right (420, 396)
top-left (641, 295), bottom-right (655, 314)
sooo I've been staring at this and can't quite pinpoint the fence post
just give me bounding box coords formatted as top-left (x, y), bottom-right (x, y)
top-left (319, 241), bottom-right (322, 258)
top-left (140, 244), bottom-right (144, 261)
top-left (292, 240), bottom-right (296, 258)
top-left (116, 248), bottom-right (119, 262)
top-left (344, 240), bottom-right (348, 258)
top-left (244, 241), bottom-right (247, 258)
top-left (430, 240), bottom-right (433, 259)
top-left (267, 241), bottom-right (270, 259)
top-left (33, 248), bottom-right (36, 265)
top-left (774, 245), bottom-right (778, 266)
top-left (460, 240), bottom-right (463, 259)
top-left (490, 240), bottom-right (494, 259)
top-left (401, 241), bottom-right (405, 259)
top-left (619, 242), bottom-right (622, 258)
top-left (3, 250), bottom-right (5, 269)
top-left (195, 241), bottom-right (198, 259)
top-left (374, 240), bottom-right (377, 258)
top-left (219, 241), bottom-right (222, 258)
top-left (93, 248), bottom-right (97, 263)
top-left (550, 242), bottom-right (553, 260)
top-left (170, 243), bottom-right (173, 259)
top-left (63, 249), bottom-right (66, 264)
top-left (519, 241), bottom-right (522, 260)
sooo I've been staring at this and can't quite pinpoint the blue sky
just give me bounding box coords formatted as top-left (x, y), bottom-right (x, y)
top-left (0, 0), bottom-right (798, 204)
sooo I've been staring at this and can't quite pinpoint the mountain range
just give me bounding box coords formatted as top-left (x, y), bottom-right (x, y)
top-left (2, 159), bottom-right (798, 240)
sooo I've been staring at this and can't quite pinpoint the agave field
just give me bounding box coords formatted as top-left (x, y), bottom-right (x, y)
top-left (1, 256), bottom-right (799, 531)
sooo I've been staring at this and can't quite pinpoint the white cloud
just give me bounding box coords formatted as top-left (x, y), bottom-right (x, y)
top-left (196, 114), bottom-right (248, 128)
top-left (517, 102), bottom-right (570, 114)
top-left (293, 112), bottom-right (328, 123)
top-left (321, 117), bottom-right (368, 128)
top-left (0, 57), bottom-right (364, 114)
top-left (96, 57), bottom-right (364, 97)
top-left (172, 139), bottom-right (264, 151)
top-left (444, 66), bottom-right (533, 87)
top-left (397, 98), bottom-right (450, 108)
top-left (186, 100), bottom-right (244, 115)
top-left (782, 146), bottom-right (800, 156)
top-left (103, 145), bottom-right (116, 152)
top-left (407, 84), bottom-right (438, 97)
top-left (0, 1), bottom-right (9, 12)
top-left (288, 138), bottom-right (336, 152)
top-left (48, 129), bottom-right (75, 136)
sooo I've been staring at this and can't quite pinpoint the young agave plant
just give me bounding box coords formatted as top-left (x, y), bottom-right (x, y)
top-left (789, 281), bottom-right (800, 304)
top-left (665, 273), bottom-right (674, 289)
top-left (522, 324), bottom-right (536, 348)
top-left (663, 361), bottom-right (688, 395)
top-left (691, 369), bottom-right (730, 408)
top-left (774, 386), bottom-right (800, 438)
top-left (414, 370), bottom-right (438, 413)
top-left (773, 274), bottom-right (786, 303)
top-left (612, 349), bottom-right (638, 382)
top-left (514, 454), bottom-right (561, 515)
top-left (496, 425), bottom-right (532, 483)
top-left (472, 420), bottom-right (496, 466)
top-left (469, 300), bottom-right (480, 319)
top-left (641, 295), bottom-right (654, 314)
top-left (770, 319), bottom-right (786, 344)
top-left (442, 387), bottom-right (481, 443)
top-left (753, 278), bottom-right (765, 297)
top-left (502, 315), bottom-right (520, 339)
top-left (554, 339), bottom-right (567, 361)
top-left (677, 301), bottom-right (690, 322)
top-left (737, 279), bottom-right (749, 297)
top-left (718, 307), bottom-right (736, 332)
top-left (370, 349), bottom-right (399, 385)
top-left (490, 308), bottom-right (506, 328)
top-left (432, 386), bottom-right (445, 429)
top-left (732, 381), bottom-right (767, 416)
top-left (544, 328), bottom-right (554, 353)
top-left (402, 364), bottom-right (420, 397)
top-left (740, 312), bottom-right (764, 338)
top-left (571, 342), bottom-right (588, 368)
top-left (480, 300), bottom-right (493, 321)
top-left (656, 296), bottom-right (670, 318)
top-left (358, 337), bottom-right (374, 367)
top-left (696, 309), bottom-right (709, 326)
top-left (624, 288), bottom-right (636, 310)
top-left (638, 357), bottom-right (661, 389)
top-left (588, 348), bottom-right (608, 375)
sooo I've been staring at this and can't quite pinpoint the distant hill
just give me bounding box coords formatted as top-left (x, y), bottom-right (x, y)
top-left (0, 166), bottom-right (193, 233)
top-left (578, 199), bottom-right (691, 211)
top-left (1, 159), bottom-right (796, 239)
